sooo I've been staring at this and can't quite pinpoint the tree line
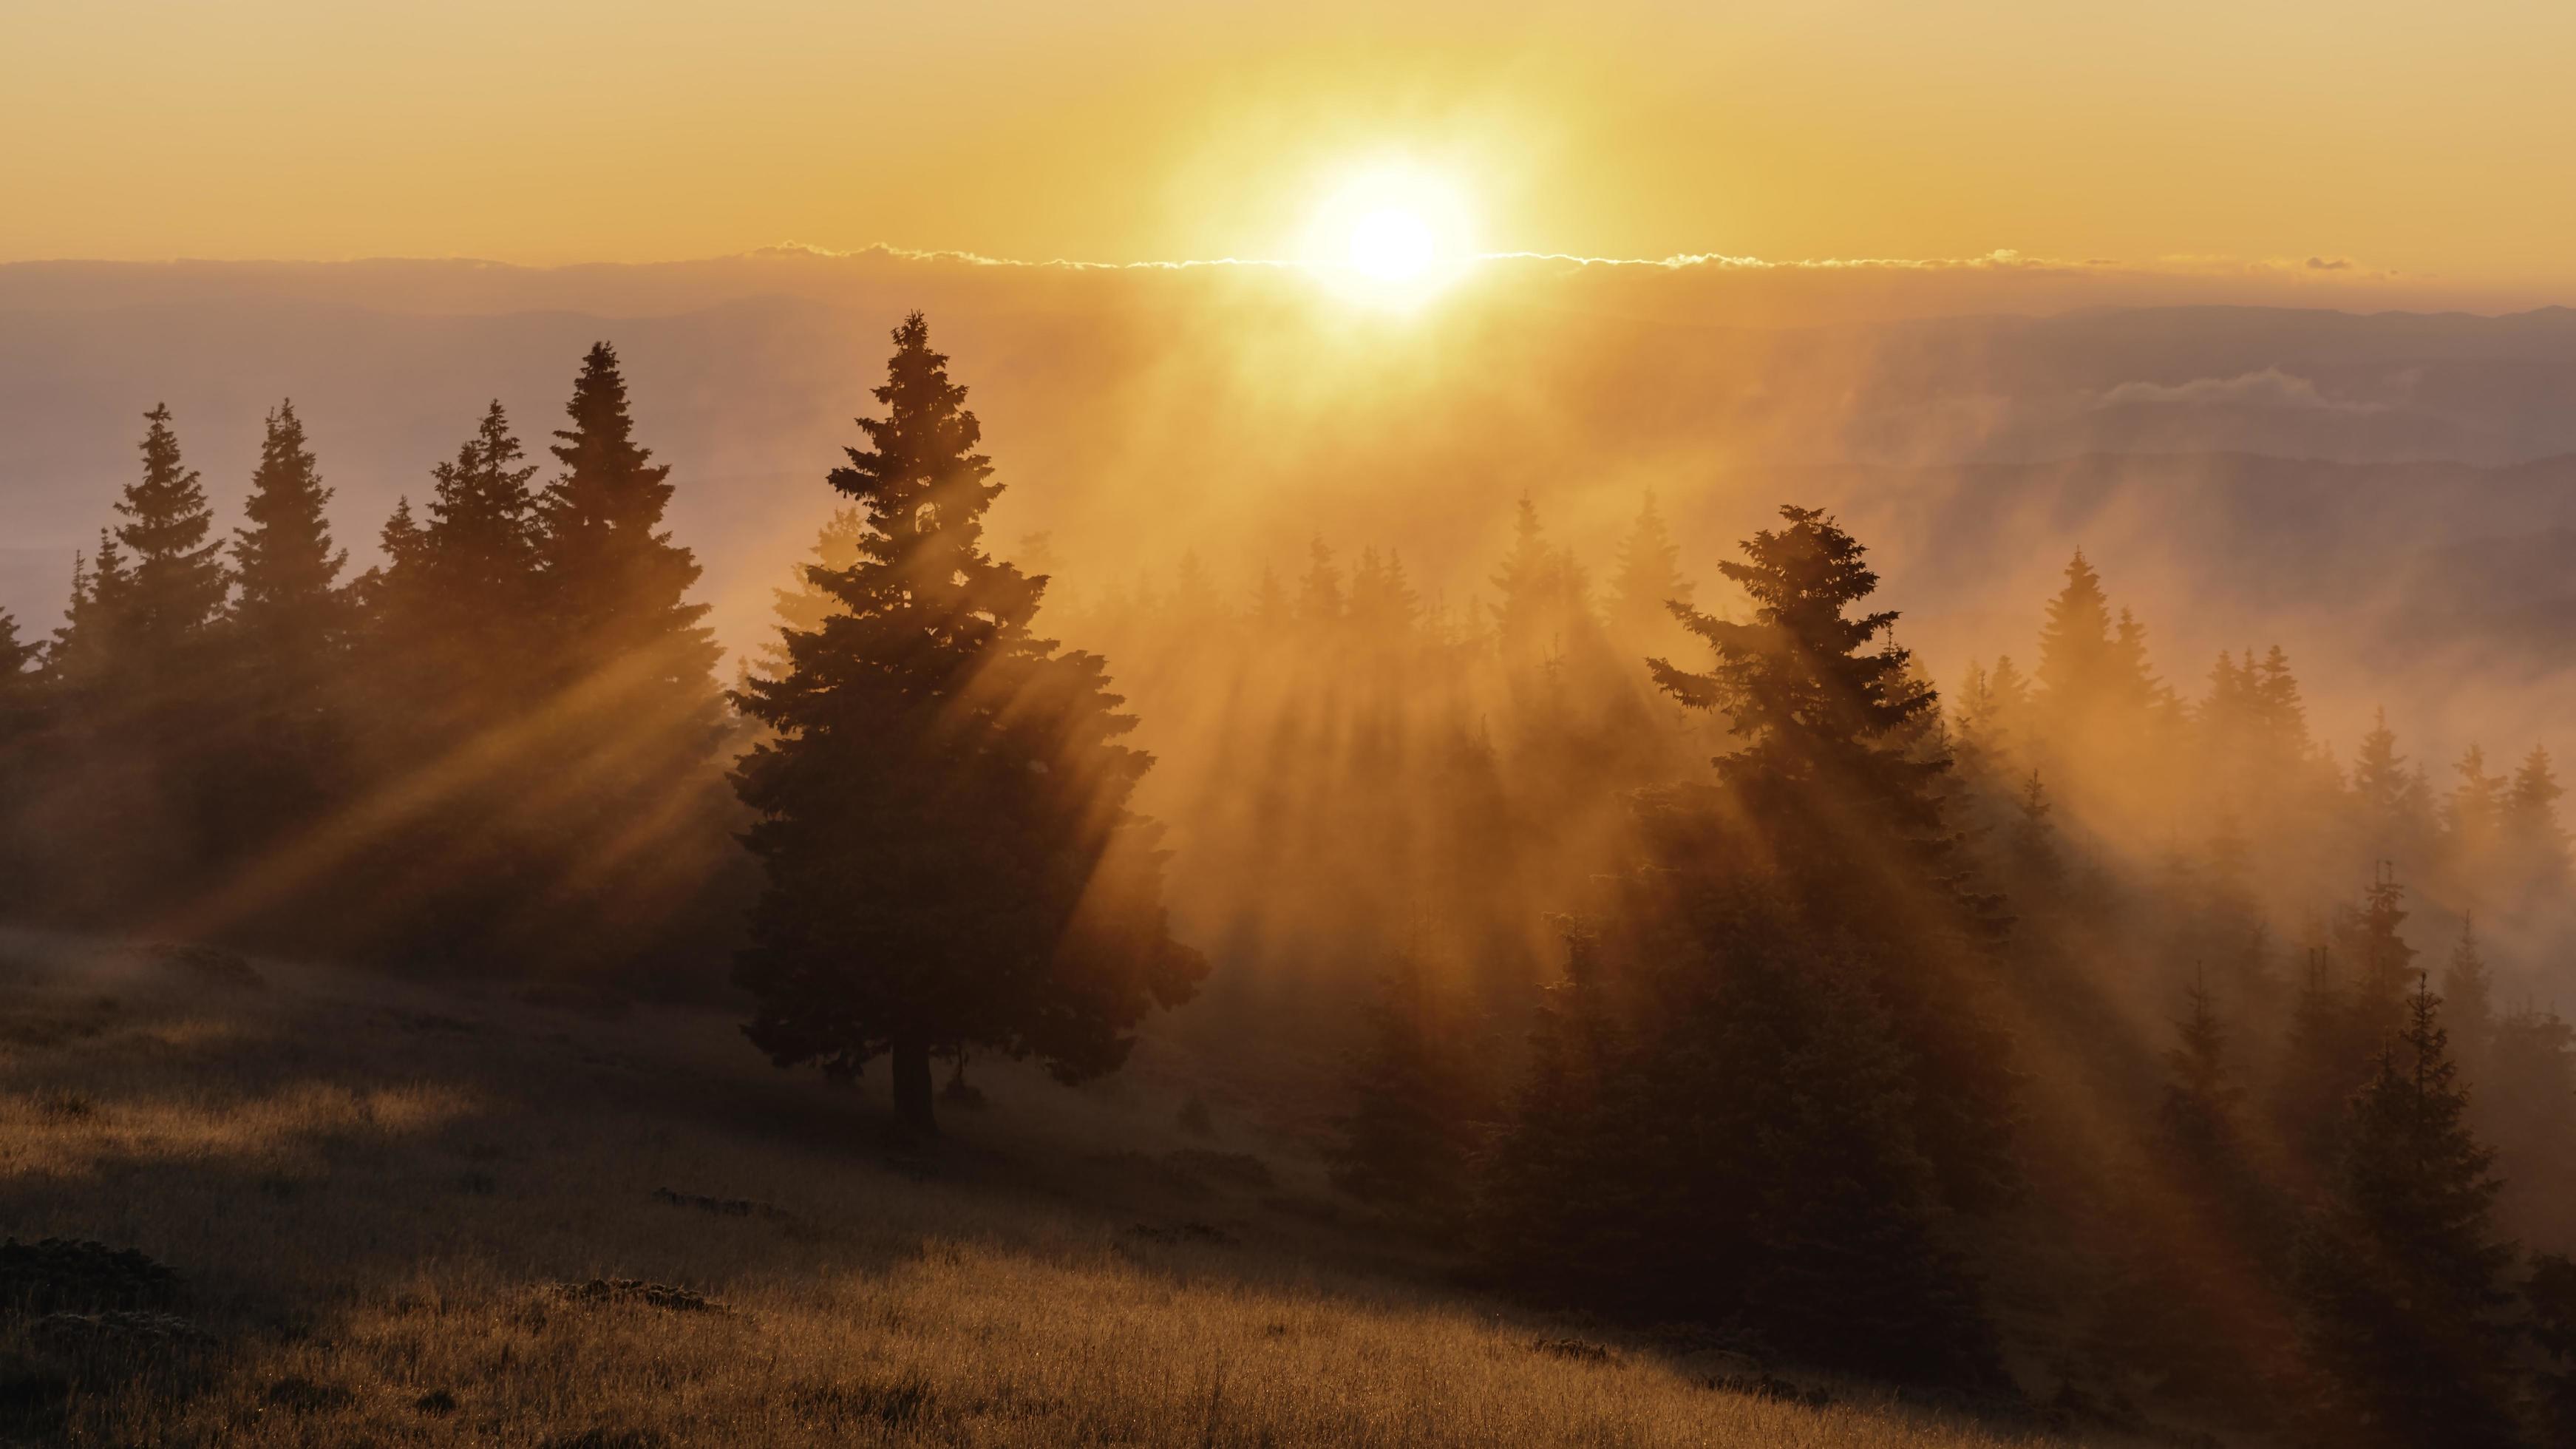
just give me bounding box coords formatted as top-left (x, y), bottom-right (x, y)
top-left (8, 313), bottom-right (2576, 1441)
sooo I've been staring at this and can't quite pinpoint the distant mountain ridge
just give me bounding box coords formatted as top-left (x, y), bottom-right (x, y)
top-left (6, 254), bottom-right (2576, 753)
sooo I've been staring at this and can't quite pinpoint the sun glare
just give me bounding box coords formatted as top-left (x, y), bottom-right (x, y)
top-left (1302, 162), bottom-right (1475, 305)
top-left (1348, 207), bottom-right (1435, 282)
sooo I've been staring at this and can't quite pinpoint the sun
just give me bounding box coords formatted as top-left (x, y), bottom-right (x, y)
top-left (1302, 161), bottom-right (1475, 303)
top-left (1348, 206), bottom-right (1436, 282)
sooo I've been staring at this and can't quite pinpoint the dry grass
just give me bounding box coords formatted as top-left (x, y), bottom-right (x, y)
top-left (0, 932), bottom-right (2084, 1446)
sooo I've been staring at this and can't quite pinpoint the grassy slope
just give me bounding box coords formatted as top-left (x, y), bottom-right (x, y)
top-left (0, 934), bottom-right (2087, 1447)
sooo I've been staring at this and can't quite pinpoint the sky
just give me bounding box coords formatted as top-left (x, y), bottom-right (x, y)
top-left (7, 1), bottom-right (2576, 297)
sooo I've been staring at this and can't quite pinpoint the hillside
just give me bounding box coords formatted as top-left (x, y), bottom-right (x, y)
top-left (0, 933), bottom-right (2124, 1448)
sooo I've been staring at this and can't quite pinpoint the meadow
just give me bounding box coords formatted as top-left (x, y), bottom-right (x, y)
top-left (0, 932), bottom-right (2105, 1448)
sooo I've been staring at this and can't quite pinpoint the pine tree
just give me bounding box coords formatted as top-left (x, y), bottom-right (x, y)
top-left (2351, 707), bottom-right (2435, 875)
top-left (1345, 545), bottom-right (1419, 640)
top-left (2444, 744), bottom-right (2506, 893)
top-left (1648, 504), bottom-right (2016, 1209)
top-left (426, 401), bottom-right (543, 612)
top-left (1481, 885), bottom-right (2000, 1385)
top-left (2441, 915), bottom-right (2496, 1082)
top-left (2502, 744), bottom-right (2571, 898)
top-left (731, 313), bottom-right (1205, 1135)
top-left (2101, 977), bottom-right (2286, 1411)
top-left (2162, 974), bottom-right (2240, 1164)
top-left (1490, 494), bottom-right (1560, 662)
top-left (2034, 549), bottom-right (2115, 707)
top-left (231, 399), bottom-right (348, 659)
top-left (2280, 946), bottom-right (2350, 1167)
top-left (220, 398), bottom-right (354, 855)
top-left (1608, 490), bottom-right (1692, 646)
top-left (1650, 506), bottom-right (1946, 843)
top-left (2342, 863), bottom-right (2419, 1051)
top-left (0, 612), bottom-right (38, 700)
top-left (755, 506), bottom-right (869, 683)
top-left (48, 535), bottom-right (132, 690)
top-left (2297, 977), bottom-right (2520, 1447)
top-left (80, 404), bottom-right (231, 883)
top-left (389, 400), bottom-right (547, 730)
top-left (537, 342), bottom-right (721, 719)
top-left (115, 404), bottom-right (229, 665)
top-left (2008, 768), bottom-right (2064, 902)
top-left (1295, 536), bottom-right (1344, 628)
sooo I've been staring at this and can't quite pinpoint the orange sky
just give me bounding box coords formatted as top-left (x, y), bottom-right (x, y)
top-left (7, 1), bottom-right (2576, 299)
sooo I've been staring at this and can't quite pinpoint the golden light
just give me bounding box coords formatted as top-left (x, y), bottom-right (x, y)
top-left (1347, 207), bottom-right (1435, 282)
top-left (1300, 160), bottom-right (1476, 305)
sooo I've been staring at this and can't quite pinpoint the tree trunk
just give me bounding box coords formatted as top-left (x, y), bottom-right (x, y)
top-left (891, 1034), bottom-right (936, 1137)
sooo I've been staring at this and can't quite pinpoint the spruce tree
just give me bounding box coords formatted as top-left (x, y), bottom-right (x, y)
top-left (2444, 744), bottom-right (2505, 892)
top-left (1490, 494), bottom-right (1563, 662)
top-left (731, 313), bottom-right (1205, 1134)
top-left (537, 342), bottom-right (721, 719)
top-left (1295, 536), bottom-right (1344, 628)
top-left (2280, 946), bottom-right (2350, 1166)
top-left (2502, 744), bottom-right (2571, 900)
top-left (2441, 915), bottom-right (2496, 1082)
top-left (115, 404), bottom-right (229, 665)
top-left (2297, 977), bottom-right (2520, 1447)
top-left (426, 401), bottom-right (543, 614)
top-left (2101, 977), bottom-right (2286, 1412)
top-left (2352, 707), bottom-right (2435, 874)
top-left (87, 404), bottom-right (230, 884)
top-left (2034, 549), bottom-right (2115, 707)
top-left (231, 399), bottom-right (348, 658)
top-left (755, 506), bottom-right (869, 684)
top-left (1608, 490), bottom-right (1692, 646)
top-left (222, 398), bottom-right (353, 855)
top-left (1345, 546), bottom-right (1419, 641)
top-left (1648, 504), bottom-right (2016, 1209)
top-left (2342, 863), bottom-right (2419, 1051)
top-left (48, 535), bottom-right (131, 691)
top-left (397, 400), bottom-right (548, 729)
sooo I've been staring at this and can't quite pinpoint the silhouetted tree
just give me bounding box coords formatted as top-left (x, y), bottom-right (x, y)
top-left (219, 399), bottom-right (353, 854)
top-left (2297, 977), bottom-right (2519, 1448)
top-left (731, 313), bottom-right (1205, 1135)
top-left (378, 400), bottom-right (548, 736)
top-left (755, 506), bottom-right (868, 685)
top-left (1482, 880), bottom-right (1999, 1385)
top-left (2441, 916), bottom-right (2496, 1082)
top-left (538, 342), bottom-right (722, 720)
top-left (2444, 744), bottom-right (2506, 899)
top-left (1608, 490), bottom-right (1691, 648)
top-left (115, 404), bottom-right (229, 668)
top-left (1295, 535), bottom-right (1344, 628)
top-left (1649, 504), bottom-right (2016, 1210)
top-left (2501, 744), bottom-right (2571, 904)
top-left (2351, 707), bottom-right (2436, 877)
top-left (231, 400), bottom-right (348, 662)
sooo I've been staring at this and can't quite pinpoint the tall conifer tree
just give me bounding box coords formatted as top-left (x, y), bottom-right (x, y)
top-left (537, 342), bottom-right (721, 721)
top-left (1648, 504), bottom-right (2017, 1209)
top-left (731, 313), bottom-right (1204, 1134)
top-left (116, 404), bottom-right (229, 662)
top-left (2297, 978), bottom-right (2520, 1447)
top-left (231, 399), bottom-right (348, 658)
